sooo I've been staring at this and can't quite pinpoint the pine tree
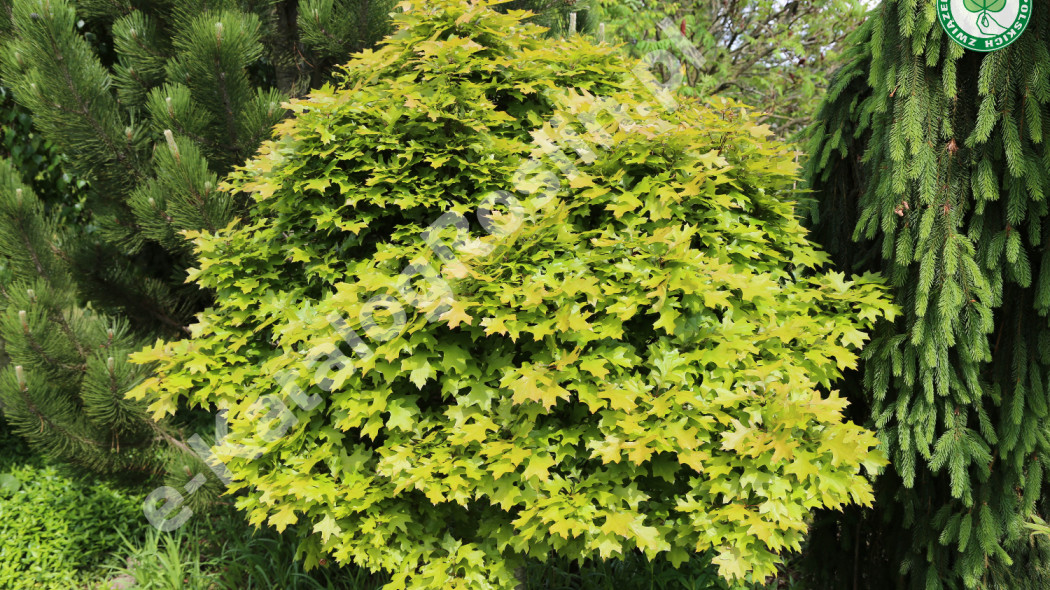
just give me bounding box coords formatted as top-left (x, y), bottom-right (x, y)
top-left (0, 158), bottom-right (167, 477)
top-left (0, 0), bottom-right (393, 477)
top-left (804, 1), bottom-right (1050, 587)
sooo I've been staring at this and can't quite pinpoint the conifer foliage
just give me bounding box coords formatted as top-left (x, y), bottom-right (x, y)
top-left (0, 0), bottom-right (392, 475)
top-left (133, 1), bottom-right (897, 587)
top-left (805, 1), bottom-right (1050, 587)
top-left (0, 158), bottom-right (162, 476)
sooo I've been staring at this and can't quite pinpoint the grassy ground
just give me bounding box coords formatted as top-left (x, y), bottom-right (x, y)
top-left (0, 425), bottom-right (140, 589)
top-left (0, 421), bottom-right (386, 590)
top-left (0, 421), bottom-right (800, 590)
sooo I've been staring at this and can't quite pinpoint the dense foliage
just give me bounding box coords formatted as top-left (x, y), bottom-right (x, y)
top-left (0, 425), bottom-right (141, 589)
top-left (0, 157), bottom-right (168, 478)
top-left (594, 0), bottom-right (868, 135)
top-left (804, 0), bottom-right (1050, 588)
top-left (0, 87), bottom-right (81, 208)
top-left (133, 1), bottom-right (896, 588)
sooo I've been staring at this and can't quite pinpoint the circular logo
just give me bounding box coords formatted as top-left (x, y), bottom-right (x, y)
top-left (937, 0), bottom-right (1032, 52)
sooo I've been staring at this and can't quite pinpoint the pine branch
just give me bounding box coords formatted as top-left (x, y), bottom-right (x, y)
top-left (38, 16), bottom-right (145, 185)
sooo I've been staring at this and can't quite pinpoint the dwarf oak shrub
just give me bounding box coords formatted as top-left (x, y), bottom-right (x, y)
top-left (131, 1), bottom-right (898, 588)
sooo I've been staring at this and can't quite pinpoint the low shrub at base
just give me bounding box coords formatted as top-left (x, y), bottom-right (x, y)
top-left (0, 426), bottom-right (140, 589)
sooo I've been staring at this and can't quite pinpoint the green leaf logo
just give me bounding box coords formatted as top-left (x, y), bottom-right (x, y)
top-left (940, 0), bottom-right (1031, 51)
top-left (962, 0), bottom-right (1009, 36)
top-left (963, 0), bottom-right (1007, 13)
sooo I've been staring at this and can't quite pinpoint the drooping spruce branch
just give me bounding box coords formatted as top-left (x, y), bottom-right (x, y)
top-left (803, 2), bottom-right (1050, 588)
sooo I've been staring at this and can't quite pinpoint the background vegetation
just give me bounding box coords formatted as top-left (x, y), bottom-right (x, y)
top-left (592, 0), bottom-right (867, 135)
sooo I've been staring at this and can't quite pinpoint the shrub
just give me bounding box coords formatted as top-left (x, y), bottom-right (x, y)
top-left (132, 1), bottom-right (898, 588)
top-left (0, 426), bottom-right (140, 589)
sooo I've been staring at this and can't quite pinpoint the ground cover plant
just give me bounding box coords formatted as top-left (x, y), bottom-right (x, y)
top-left (0, 421), bottom-right (140, 589)
top-left (132, 1), bottom-right (898, 588)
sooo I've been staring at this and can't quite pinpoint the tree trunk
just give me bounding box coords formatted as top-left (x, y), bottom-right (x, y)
top-left (272, 0), bottom-right (301, 96)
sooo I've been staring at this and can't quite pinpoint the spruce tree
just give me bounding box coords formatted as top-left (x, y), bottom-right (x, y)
top-left (0, 0), bottom-right (392, 477)
top-left (804, 1), bottom-right (1050, 587)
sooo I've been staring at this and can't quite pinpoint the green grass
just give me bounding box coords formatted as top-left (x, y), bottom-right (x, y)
top-left (99, 508), bottom-right (390, 590)
top-left (0, 419), bottom-right (805, 589)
